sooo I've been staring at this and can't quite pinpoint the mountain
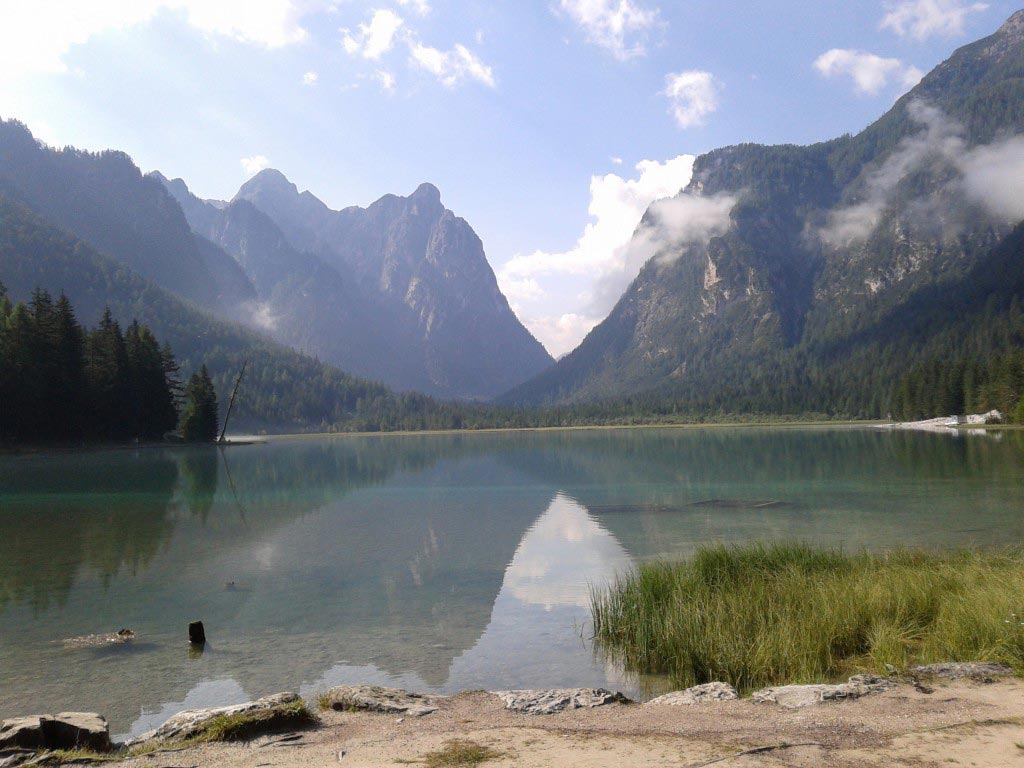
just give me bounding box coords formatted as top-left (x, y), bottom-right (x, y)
top-left (504, 10), bottom-right (1024, 415)
top-left (0, 121), bottom-right (256, 311)
top-left (154, 175), bottom-right (428, 392)
top-left (219, 169), bottom-right (553, 399)
top-left (0, 193), bottom-right (459, 433)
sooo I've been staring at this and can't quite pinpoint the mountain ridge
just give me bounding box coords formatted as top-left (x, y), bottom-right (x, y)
top-left (502, 9), bottom-right (1024, 413)
top-left (162, 167), bottom-right (553, 399)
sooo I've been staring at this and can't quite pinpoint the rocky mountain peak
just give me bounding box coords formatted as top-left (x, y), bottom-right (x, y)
top-left (410, 182), bottom-right (441, 205)
top-left (1001, 8), bottom-right (1024, 35)
top-left (235, 168), bottom-right (299, 201)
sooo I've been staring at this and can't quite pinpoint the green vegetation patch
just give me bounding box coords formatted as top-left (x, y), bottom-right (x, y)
top-left (187, 700), bottom-right (318, 743)
top-left (591, 542), bottom-right (1024, 692)
top-left (401, 739), bottom-right (504, 767)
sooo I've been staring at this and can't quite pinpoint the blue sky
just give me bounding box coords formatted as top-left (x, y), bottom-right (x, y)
top-left (0, 0), bottom-right (1017, 355)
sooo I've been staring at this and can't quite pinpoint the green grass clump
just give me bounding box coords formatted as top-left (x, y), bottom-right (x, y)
top-left (590, 542), bottom-right (1024, 692)
top-left (409, 739), bottom-right (504, 767)
top-left (189, 700), bottom-right (318, 742)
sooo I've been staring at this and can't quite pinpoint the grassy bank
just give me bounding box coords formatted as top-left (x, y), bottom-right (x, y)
top-left (591, 543), bottom-right (1024, 692)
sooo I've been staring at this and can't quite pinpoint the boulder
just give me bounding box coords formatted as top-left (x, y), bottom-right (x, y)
top-left (0, 718), bottom-right (46, 751)
top-left (0, 713), bottom-right (110, 753)
top-left (133, 692), bottom-right (303, 744)
top-left (910, 662), bottom-right (1014, 681)
top-left (44, 713), bottom-right (111, 752)
top-left (494, 688), bottom-right (631, 715)
top-left (751, 675), bottom-right (892, 709)
top-left (646, 682), bottom-right (739, 706)
top-left (321, 686), bottom-right (442, 717)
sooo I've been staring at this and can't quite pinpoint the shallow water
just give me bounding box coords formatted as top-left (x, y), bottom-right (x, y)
top-left (1, 426), bottom-right (1023, 737)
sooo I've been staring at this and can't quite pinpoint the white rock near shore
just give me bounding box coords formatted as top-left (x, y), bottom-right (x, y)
top-left (128, 692), bottom-right (301, 745)
top-left (495, 688), bottom-right (631, 715)
top-left (751, 675), bottom-right (893, 709)
top-left (321, 686), bottom-right (444, 717)
top-left (646, 682), bottom-right (739, 706)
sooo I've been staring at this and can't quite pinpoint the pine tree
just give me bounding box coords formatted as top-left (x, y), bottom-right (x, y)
top-left (181, 365), bottom-right (219, 442)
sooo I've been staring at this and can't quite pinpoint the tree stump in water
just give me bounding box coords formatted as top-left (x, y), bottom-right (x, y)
top-left (188, 621), bottom-right (206, 645)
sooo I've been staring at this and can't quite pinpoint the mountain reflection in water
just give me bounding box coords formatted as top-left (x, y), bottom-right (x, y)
top-left (1, 427), bottom-right (1023, 736)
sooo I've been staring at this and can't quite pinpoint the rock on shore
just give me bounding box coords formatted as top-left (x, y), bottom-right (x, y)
top-left (128, 692), bottom-right (302, 745)
top-left (0, 712), bottom-right (111, 752)
top-left (646, 682), bottom-right (739, 706)
top-left (751, 674), bottom-right (892, 709)
top-left (320, 686), bottom-right (443, 717)
top-left (495, 688), bottom-right (631, 715)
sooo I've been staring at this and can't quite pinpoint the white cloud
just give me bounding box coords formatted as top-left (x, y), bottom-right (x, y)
top-left (960, 135), bottom-right (1024, 222)
top-left (0, 0), bottom-right (309, 81)
top-left (498, 154), bottom-right (696, 356)
top-left (663, 70), bottom-right (720, 128)
top-left (341, 8), bottom-right (404, 60)
top-left (396, 0), bottom-right (430, 14)
top-left (409, 42), bottom-right (495, 88)
top-left (818, 101), bottom-right (1024, 246)
top-left (880, 0), bottom-right (989, 40)
top-left (302, 70), bottom-right (318, 86)
top-left (375, 69), bottom-right (397, 92)
top-left (557, 0), bottom-right (659, 60)
top-left (610, 156), bottom-right (623, 165)
top-left (814, 49), bottom-right (923, 96)
top-left (240, 154), bottom-right (270, 176)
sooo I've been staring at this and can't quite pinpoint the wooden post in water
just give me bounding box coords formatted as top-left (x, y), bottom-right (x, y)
top-left (188, 621), bottom-right (206, 645)
top-left (218, 360), bottom-right (248, 444)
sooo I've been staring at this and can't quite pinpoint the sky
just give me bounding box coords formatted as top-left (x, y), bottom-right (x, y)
top-left (0, 0), bottom-right (1018, 357)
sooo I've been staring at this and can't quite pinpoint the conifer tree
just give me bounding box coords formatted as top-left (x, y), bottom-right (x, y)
top-left (181, 365), bottom-right (219, 442)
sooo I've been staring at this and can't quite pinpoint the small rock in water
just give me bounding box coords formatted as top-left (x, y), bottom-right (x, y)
top-left (494, 688), bottom-right (631, 715)
top-left (62, 629), bottom-right (135, 648)
top-left (646, 682), bottom-right (739, 706)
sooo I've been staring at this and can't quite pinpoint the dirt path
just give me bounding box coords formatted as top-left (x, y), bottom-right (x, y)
top-left (114, 679), bottom-right (1024, 767)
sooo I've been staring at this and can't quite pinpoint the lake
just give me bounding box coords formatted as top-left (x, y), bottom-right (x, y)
top-left (2, 426), bottom-right (1023, 738)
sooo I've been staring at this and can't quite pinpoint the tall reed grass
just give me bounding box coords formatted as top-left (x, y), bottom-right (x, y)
top-left (590, 543), bottom-right (1024, 691)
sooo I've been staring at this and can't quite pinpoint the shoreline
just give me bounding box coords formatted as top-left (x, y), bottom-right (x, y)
top-left (12, 672), bottom-right (1021, 767)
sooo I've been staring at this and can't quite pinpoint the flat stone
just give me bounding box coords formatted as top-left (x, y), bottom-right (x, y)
top-left (751, 675), bottom-right (892, 709)
top-left (494, 688), bottom-right (631, 715)
top-left (910, 662), bottom-right (1014, 681)
top-left (321, 686), bottom-right (442, 717)
top-left (132, 692), bottom-right (301, 744)
top-left (646, 682), bottom-right (739, 706)
top-left (44, 712), bottom-right (111, 752)
top-left (0, 713), bottom-right (111, 753)
top-left (0, 718), bottom-right (47, 751)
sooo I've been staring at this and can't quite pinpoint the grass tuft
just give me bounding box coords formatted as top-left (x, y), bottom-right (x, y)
top-left (409, 739), bottom-right (504, 767)
top-left (591, 542), bottom-right (1024, 691)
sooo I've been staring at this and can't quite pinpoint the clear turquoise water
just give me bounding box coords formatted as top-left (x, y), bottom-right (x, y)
top-left (2, 426), bottom-right (1023, 738)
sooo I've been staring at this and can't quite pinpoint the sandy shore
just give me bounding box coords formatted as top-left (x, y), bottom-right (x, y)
top-left (111, 678), bottom-right (1024, 767)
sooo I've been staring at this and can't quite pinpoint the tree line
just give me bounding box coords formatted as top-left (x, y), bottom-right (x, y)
top-left (0, 286), bottom-right (219, 444)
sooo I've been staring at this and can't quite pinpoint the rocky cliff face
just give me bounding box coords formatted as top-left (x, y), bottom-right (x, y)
top-left (505, 10), bottom-right (1024, 409)
top-left (158, 170), bottom-right (552, 398)
top-left (220, 171), bottom-right (553, 399)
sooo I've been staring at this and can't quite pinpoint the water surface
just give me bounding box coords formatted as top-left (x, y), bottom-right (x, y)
top-left (2, 426), bottom-right (1023, 737)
